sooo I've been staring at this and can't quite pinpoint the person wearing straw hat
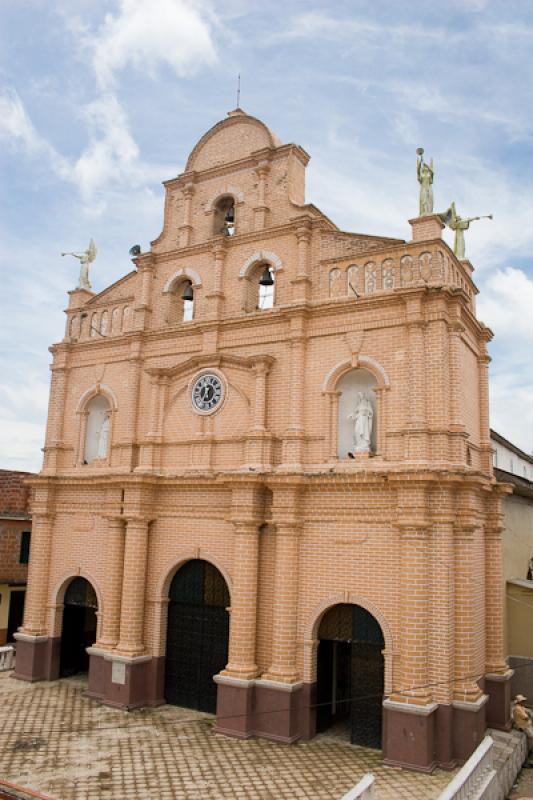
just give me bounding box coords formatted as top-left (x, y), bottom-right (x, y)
top-left (512, 694), bottom-right (533, 762)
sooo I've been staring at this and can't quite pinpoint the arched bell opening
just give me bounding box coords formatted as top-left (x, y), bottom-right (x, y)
top-left (59, 577), bottom-right (98, 678)
top-left (213, 195), bottom-right (236, 237)
top-left (242, 262), bottom-right (275, 312)
top-left (316, 603), bottom-right (384, 748)
top-left (164, 559), bottom-right (230, 713)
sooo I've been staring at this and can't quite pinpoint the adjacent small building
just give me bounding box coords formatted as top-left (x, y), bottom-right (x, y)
top-left (0, 470), bottom-right (32, 645)
top-left (492, 430), bottom-right (533, 697)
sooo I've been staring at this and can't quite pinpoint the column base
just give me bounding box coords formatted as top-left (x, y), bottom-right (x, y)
top-left (86, 649), bottom-right (165, 710)
top-left (484, 670), bottom-right (513, 731)
top-left (451, 695), bottom-right (488, 763)
top-left (382, 699), bottom-right (439, 772)
top-left (214, 675), bottom-right (309, 743)
top-left (12, 633), bottom-right (60, 682)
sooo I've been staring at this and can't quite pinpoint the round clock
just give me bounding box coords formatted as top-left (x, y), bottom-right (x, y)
top-left (191, 373), bottom-right (224, 414)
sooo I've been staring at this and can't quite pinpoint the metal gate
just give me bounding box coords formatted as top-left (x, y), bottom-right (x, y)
top-left (165, 560), bottom-right (230, 713)
top-left (59, 577), bottom-right (98, 677)
top-left (317, 603), bottom-right (384, 749)
top-left (350, 606), bottom-right (384, 749)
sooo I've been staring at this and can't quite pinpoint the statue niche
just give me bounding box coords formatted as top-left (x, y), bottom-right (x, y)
top-left (84, 394), bottom-right (112, 464)
top-left (336, 368), bottom-right (377, 458)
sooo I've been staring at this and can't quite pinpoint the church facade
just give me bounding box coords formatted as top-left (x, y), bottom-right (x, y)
top-left (15, 109), bottom-right (512, 771)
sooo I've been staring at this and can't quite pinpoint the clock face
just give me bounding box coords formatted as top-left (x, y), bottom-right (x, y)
top-left (191, 373), bottom-right (224, 413)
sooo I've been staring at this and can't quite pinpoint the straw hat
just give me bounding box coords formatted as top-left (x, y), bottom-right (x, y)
top-left (514, 694), bottom-right (528, 703)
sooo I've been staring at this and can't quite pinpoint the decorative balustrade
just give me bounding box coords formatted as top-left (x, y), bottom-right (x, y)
top-left (325, 245), bottom-right (475, 307)
top-left (340, 773), bottom-right (375, 800)
top-left (0, 645), bottom-right (15, 671)
top-left (438, 736), bottom-right (500, 800)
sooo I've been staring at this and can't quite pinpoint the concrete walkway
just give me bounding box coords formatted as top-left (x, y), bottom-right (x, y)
top-left (0, 672), bottom-right (455, 799)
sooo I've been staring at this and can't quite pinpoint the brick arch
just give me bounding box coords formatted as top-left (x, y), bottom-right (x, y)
top-left (150, 550), bottom-right (233, 657)
top-left (204, 186), bottom-right (245, 212)
top-left (239, 250), bottom-right (283, 279)
top-left (76, 383), bottom-right (118, 413)
top-left (302, 593), bottom-right (394, 692)
top-left (321, 355), bottom-right (390, 394)
top-left (156, 550), bottom-right (233, 601)
top-left (163, 267), bottom-right (202, 293)
top-left (50, 570), bottom-right (103, 639)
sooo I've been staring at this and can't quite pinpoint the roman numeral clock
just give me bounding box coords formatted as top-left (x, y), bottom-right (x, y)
top-left (191, 373), bottom-right (225, 414)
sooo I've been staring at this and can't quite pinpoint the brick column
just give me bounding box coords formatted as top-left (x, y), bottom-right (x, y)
top-left (116, 516), bottom-right (150, 656)
top-left (263, 486), bottom-right (302, 682)
top-left (484, 490), bottom-right (513, 730)
top-left (20, 513), bottom-right (54, 635)
top-left (253, 162), bottom-right (270, 229)
top-left (43, 359), bottom-right (68, 472)
top-left (96, 516), bottom-right (126, 649)
top-left (394, 523), bottom-right (431, 704)
top-left (448, 315), bottom-right (466, 462)
top-left (478, 343), bottom-right (493, 474)
top-left (282, 317), bottom-right (306, 468)
top-left (206, 241), bottom-right (226, 318)
top-left (405, 297), bottom-right (426, 461)
top-left (224, 519), bottom-right (261, 679)
top-left (121, 338), bottom-right (142, 470)
top-left (291, 225), bottom-right (312, 302)
top-left (179, 183), bottom-right (194, 247)
top-left (428, 486), bottom-right (456, 767)
top-left (325, 390), bottom-right (340, 461)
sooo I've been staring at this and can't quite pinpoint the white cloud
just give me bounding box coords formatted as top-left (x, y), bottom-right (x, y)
top-left (478, 267), bottom-right (533, 341)
top-left (92, 0), bottom-right (217, 88)
top-left (73, 93), bottom-right (140, 201)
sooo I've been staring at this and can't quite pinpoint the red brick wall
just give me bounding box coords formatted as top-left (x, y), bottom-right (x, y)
top-left (0, 470), bottom-right (33, 583)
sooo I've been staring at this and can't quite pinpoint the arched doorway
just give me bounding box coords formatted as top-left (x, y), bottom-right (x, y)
top-left (165, 559), bottom-right (230, 713)
top-left (59, 577), bottom-right (98, 677)
top-left (316, 603), bottom-right (384, 748)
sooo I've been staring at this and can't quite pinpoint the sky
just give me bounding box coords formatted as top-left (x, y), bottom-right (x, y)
top-left (1, 0), bottom-right (533, 472)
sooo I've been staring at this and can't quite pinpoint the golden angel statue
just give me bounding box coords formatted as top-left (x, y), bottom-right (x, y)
top-left (61, 238), bottom-right (97, 290)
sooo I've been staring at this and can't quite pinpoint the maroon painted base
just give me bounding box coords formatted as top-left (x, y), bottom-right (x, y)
top-left (86, 652), bottom-right (165, 710)
top-left (382, 702), bottom-right (438, 773)
top-left (12, 636), bottom-right (60, 682)
top-left (484, 673), bottom-right (513, 731)
top-left (215, 680), bottom-right (314, 743)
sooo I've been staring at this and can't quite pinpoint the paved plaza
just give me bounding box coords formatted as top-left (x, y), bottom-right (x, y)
top-left (0, 672), bottom-right (455, 800)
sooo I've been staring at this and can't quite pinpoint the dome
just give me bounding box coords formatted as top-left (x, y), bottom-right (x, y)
top-left (185, 109), bottom-right (283, 172)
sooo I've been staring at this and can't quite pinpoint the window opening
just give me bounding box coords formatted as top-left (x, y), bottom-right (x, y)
top-left (19, 531), bottom-right (31, 564)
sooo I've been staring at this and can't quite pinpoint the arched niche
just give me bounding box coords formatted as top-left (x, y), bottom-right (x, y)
top-left (83, 394), bottom-right (112, 464)
top-left (337, 368), bottom-right (377, 458)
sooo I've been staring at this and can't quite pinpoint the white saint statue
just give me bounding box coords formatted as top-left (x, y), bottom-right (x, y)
top-left (96, 413), bottom-right (110, 459)
top-left (416, 147), bottom-right (434, 217)
top-left (348, 392), bottom-right (374, 453)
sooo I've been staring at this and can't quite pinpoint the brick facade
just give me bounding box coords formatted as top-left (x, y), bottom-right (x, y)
top-left (0, 470), bottom-right (32, 645)
top-left (15, 109), bottom-right (511, 771)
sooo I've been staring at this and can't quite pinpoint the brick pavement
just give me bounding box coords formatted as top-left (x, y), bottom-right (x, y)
top-left (0, 672), bottom-right (455, 799)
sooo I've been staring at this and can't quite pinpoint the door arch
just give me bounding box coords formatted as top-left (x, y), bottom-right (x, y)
top-left (59, 577), bottom-right (98, 677)
top-left (316, 603), bottom-right (384, 748)
top-left (165, 559), bottom-right (230, 713)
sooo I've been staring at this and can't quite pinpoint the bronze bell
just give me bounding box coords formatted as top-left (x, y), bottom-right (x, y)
top-left (181, 282), bottom-right (194, 301)
top-left (259, 266), bottom-right (274, 286)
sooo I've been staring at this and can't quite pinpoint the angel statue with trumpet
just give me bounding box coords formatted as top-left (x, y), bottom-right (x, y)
top-left (447, 202), bottom-right (492, 260)
top-left (61, 238), bottom-right (97, 290)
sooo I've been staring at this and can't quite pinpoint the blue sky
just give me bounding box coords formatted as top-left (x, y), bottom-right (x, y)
top-left (1, 0), bottom-right (533, 471)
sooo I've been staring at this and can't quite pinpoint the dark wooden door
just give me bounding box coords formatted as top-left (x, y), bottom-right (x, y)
top-left (59, 578), bottom-right (98, 677)
top-left (165, 560), bottom-right (229, 713)
top-left (7, 590), bottom-right (25, 643)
